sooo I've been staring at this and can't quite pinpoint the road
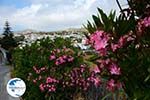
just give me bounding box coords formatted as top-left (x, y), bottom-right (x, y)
top-left (0, 64), bottom-right (20, 100)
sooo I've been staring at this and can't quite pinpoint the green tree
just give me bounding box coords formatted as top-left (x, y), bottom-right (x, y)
top-left (0, 21), bottom-right (17, 50)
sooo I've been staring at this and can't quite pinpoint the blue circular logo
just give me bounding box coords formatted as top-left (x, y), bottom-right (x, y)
top-left (6, 78), bottom-right (26, 97)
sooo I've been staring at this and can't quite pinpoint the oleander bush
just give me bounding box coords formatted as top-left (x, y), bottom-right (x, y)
top-left (12, 37), bottom-right (85, 100)
top-left (12, 37), bottom-right (124, 100)
top-left (13, 37), bottom-right (106, 100)
top-left (84, 0), bottom-right (150, 99)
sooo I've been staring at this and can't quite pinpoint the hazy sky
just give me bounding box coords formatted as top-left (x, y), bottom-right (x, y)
top-left (0, 0), bottom-right (128, 33)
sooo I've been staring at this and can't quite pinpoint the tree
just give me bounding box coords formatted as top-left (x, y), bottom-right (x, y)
top-left (0, 21), bottom-right (18, 63)
top-left (3, 21), bottom-right (13, 36)
top-left (0, 21), bottom-right (17, 50)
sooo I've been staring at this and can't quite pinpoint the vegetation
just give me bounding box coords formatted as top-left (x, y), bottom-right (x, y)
top-left (0, 21), bottom-right (18, 51)
top-left (11, 0), bottom-right (150, 100)
top-left (12, 37), bottom-right (88, 100)
top-left (84, 0), bottom-right (150, 99)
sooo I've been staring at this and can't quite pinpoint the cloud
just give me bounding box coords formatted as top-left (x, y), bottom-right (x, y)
top-left (13, 4), bottom-right (41, 17)
top-left (0, 0), bottom-right (127, 32)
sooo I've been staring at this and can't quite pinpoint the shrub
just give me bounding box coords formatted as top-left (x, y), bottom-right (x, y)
top-left (84, 0), bottom-right (150, 99)
top-left (12, 37), bottom-right (83, 100)
top-left (13, 37), bottom-right (104, 100)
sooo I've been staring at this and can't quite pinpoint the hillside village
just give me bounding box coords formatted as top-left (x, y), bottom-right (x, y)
top-left (1, 28), bottom-right (90, 50)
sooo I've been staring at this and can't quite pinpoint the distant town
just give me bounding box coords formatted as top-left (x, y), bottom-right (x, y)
top-left (0, 28), bottom-right (89, 50)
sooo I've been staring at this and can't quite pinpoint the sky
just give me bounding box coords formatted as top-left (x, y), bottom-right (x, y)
top-left (0, 0), bottom-right (128, 33)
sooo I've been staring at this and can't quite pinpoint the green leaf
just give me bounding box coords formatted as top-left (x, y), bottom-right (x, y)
top-left (97, 8), bottom-right (108, 24)
top-left (97, 8), bottom-right (114, 32)
top-left (87, 20), bottom-right (96, 33)
top-left (92, 15), bottom-right (103, 29)
top-left (144, 75), bottom-right (150, 82)
top-left (110, 10), bottom-right (116, 21)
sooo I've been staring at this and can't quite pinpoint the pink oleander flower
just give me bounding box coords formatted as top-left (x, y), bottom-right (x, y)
top-left (106, 79), bottom-right (115, 91)
top-left (97, 59), bottom-right (111, 68)
top-left (126, 35), bottom-right (135, 42)
top-left (68, 57), bottom-right (74, 62)
top-left (109, 63), bottom-right (121, 75)
top-left (38, 75), bottom-right (42, 80)
top-left (36, 70), bottom-right (40, 74)
top-left (48, 85), bottom-right (56, 92)
top-left (111, 34), bottom-right (135, 52)
top-left (55, 60), bottom-right (60, 65)
top-left (89, 31), bottom-right (110, 52)
top-left (137, 21), bottom-right (143, 33)
top-left (118, 34), bottom-right (134, 47)
top-left (111, 43), bottom-right (120, 52)
top-left (80, 65), bottom-right (86, 72)
top-left (93, 65), bottom-right (101, 74)
top-left (59, 57), bottom-right (65, 63)
top-left (106, 79), bottom-right (122, 92)
top-left (137, 16), bottom-right (150, 36)
top-left (40, 66), bottom-right (47, 71)
top-left (98, 48), bottom-right (107, 56)
top-left (93, 77), bottom-right (101, 87)
top-left (62, 55), bottom-right (67, 59)
top-left (46, 77), bottom-right (53, 83)
top-left (39, 84), bottom-right (45, 91)
top-left (46, 77), bottom-right (58, 83)
top-left (118, 35), bottom-right (127, 47)
top-left (33, 79), bottom-right (37, 83)
top-left (142, 16), bottom-right (150, 27)
top-left (49, 55), bottom-right (56, 60)
top-left (88, 76), bottom-right (101, 87)
top-left (33, 66), bottom-right (47, 74)
top-left (55, 55), bottom-right (74, 65)
top-left (105, 59), bottom-right (111, 64)
top-left (33, 66), bottom-right (37, 71)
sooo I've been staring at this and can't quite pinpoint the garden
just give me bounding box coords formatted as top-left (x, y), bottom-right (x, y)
top-left (11, 0), bottom-right (150, 100)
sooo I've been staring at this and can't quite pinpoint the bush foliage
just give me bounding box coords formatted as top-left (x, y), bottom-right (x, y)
top-left (12, 0), bottom-right (150, 100)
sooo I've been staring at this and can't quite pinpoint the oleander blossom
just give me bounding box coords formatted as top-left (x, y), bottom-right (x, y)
top-left (111, 43), bottom-right (120, 52)
top-left (33, 66), bottom-right (47, 74)
top-left (111, 34), bottom-right (135, 52)
top-left (97, 59), bottom-right (121, 75)
top-left (142, 16), bottom-right (150, 27)
top-left (55, 55), bottom-right (74, 65)
top-left (106, 79), bottom-right (122, 92)
top-left (92, 65), bottom-right (101, 74)
top-left (46, 77), bottom-right (59, 83)
top-left (87, 76), bottom-right (101, 87)
top-left (109, 63), bottom-right (121, 75)
top-left (137, 16), bottom-right (150, 35)
top-left (89, 30), bottom-right (110, 56)
top-left (39, 77), bottom-right (58, 92)
top-left (49, 55), bottom-right (56, 60)
top-left (49, 48), bottom-right (75, 65)
top-left (39, 83), bottom-right (57, 92)
top-left (65, 66), bottom-right (91, 91)
top-left (39, 83), bottom-right (45, 91)
top-left (106, 79), bottom-right (115, 91)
